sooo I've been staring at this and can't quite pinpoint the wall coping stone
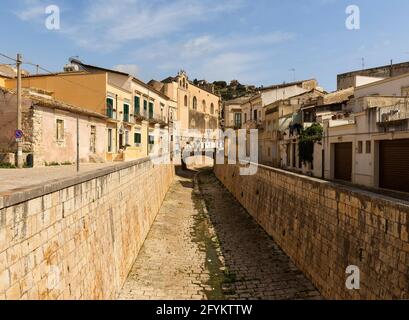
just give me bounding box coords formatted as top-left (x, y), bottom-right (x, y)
top-left (230, 162), bottom-right (409, 210)
top-left (0, 156), bottom-right (158, 209)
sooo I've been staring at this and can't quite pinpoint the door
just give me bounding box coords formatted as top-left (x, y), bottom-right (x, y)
top-left (379, 139), bottom-right (409, 192)
top-left (334, 142), bottom-right (352, 181)
top-left (119, 133), bottom-right (123, 149)
top-left (90, 126), bottom-right (96, 154)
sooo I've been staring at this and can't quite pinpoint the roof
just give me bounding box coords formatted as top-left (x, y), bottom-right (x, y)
top-left (354, 71), bottom-right (409, 90)
top-left (259, 79), bottom-right (317, 92)
top-left (338, 60), bottom-right (409, 77)
top-left (0, 86), bottom-right (106, 119)
top-left (320, 87), bottom-right (354, 105)
top-left (224, 96), bottom-right (253, 106)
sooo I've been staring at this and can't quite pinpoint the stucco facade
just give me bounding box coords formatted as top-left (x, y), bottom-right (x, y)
top-left (0, 87), bottom-right (106, 167)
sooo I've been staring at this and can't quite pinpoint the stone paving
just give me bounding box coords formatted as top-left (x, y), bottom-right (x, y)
top-left (119, 168), bottom-right (322, 300)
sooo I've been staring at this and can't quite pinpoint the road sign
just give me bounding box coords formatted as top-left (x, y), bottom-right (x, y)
top-left (15, 129), bottom-right (24, 139)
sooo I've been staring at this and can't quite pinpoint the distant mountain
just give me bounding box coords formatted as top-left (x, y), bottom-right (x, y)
top-left (191, 78), bottom-right (258, 101)
top-left (213, 80), bottom-right (258, 101)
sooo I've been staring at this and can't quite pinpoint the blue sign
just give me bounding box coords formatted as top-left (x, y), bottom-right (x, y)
top-left (15, 130), bottom-right (24, 139)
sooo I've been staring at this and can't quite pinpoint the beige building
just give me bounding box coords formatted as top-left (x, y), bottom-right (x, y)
top-left (262, 89), bottom-right (325, 168)
top-left (0, 86), bottom-right (106, 167)
top-left (4, 59), bottom-right (174, 163)
top-left (239, 79), bottom-right (319, 162)
top-left (324, 73), bottom-right (409, 193)
top-left (149, 71), bottom-right (221, 148)
top-left (222, 96), bottom-right (250, 130)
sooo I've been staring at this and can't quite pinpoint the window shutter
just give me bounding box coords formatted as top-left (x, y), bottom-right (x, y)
top-left (149, 102), bottom-right (154, 119)
top-left (134, 96), bottom-right (140, 114)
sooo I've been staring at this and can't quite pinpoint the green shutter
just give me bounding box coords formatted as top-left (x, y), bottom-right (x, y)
top-left (123, 104), bottom-right (129, 122)
top-left (107, 98), bottom-right (113, 118)
top-left (134, 133), bottom-right (141, 144)
top-left (149, 102), bottom-right (154, 119)
top-left (134, 96), bottom-right (140, 114)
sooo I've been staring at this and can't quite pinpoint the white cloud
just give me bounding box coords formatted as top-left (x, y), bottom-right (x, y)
top-left (113, 64), bottom-right (139, 77)
top-left (16, 0), bottom-right (46, 21)
top-left (51, 0), bottom-right (245, 50)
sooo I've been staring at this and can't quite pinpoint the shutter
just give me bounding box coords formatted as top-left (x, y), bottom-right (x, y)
top-left (134, 96), bottom-right (140, 114)
top-left (334, 142), bottom-right (352, 181)
top-left (149, 102), bottom-right (154, 118)
top-left (379, 139), bottom-right (409, 192)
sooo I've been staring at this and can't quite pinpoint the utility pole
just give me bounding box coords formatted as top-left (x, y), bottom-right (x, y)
top-left (76, 115), bottom-right (80, 173)
top-left (16, 53), bottom-right (23, 169)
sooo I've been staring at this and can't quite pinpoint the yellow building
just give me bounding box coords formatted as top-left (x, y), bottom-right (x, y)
top-left (149, 71), bottom-right (220, 145)
top-left (4, 59), bottom-right (174, 162)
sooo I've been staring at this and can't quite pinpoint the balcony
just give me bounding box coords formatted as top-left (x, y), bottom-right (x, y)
top-left (134, 111), bottom-right (168, 126)
top-left (106, 108), bottom-right (118, 121)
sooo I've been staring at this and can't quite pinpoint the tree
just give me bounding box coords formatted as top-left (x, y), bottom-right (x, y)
top-left (298, 123), bottom-right (323, 165)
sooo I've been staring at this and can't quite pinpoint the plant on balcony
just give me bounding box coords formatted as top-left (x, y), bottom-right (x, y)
top-left (298, 123), bottom-right (323, 165)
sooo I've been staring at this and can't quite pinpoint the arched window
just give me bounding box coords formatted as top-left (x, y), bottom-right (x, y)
top-left (184, 95), bottom-right (188, 107)
top-left (180, 80), bottom-right (182, 86)
top-left (183, 78), bottom-right (186, 88)
top-left (193, 97), bottom-right (197, 110)
top-left (202, 100), bottom-right (206, 113)
top-left (210, 103), bottom-right (214, 115)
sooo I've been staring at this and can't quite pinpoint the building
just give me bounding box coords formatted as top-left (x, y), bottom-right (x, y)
top-left (0, 86), bottom-right (106, 167)
top-left (337, 60), bottom-right (409, 90)
top-left (222, 96), bottom-right (250, 130)
top-left (4, 59), bottom-right (175, 162)
top-left (262, 89), bottom-right (325, 168)
top-left (324, 73), bottom-right (409, 193)
top-left (149, 70), bottom-right (221, 149)
top-left (240, 79), bottom-right (319, 162)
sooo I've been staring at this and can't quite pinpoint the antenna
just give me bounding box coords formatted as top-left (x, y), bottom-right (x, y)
top-left (360, 57), bottom-right (365, 70)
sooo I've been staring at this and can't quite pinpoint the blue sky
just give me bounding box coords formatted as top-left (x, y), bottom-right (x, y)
top-left (1, 0), bottom-right (408, 91)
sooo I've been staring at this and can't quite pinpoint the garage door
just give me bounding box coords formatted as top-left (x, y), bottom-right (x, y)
top-left (334, 143), bottom-right (352, 182)
top-left (379, 139), bottom-right (409, 193)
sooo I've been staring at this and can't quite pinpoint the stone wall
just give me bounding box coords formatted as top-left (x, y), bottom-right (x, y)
top-left (0, 159), bottom-right (175, 300)
top-left (214, 163), bottom-right (409, 300)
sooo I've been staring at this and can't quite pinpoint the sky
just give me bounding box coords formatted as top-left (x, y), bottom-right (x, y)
top-left (1, 0), bottom-right (409, 91)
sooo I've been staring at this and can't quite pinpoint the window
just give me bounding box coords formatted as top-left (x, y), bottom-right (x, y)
top-left (149, 101), bottom-right (154, 119)
top-left (244, 113), bottom-right (247, 123)
top-left (123, 103), bottom-right (130, 122)
top-left (56, 119), bottom-right (64, 141)
top-left (366, 141), bottom-right (372, 154)
top-left (184, 95), bottom-right (188, 107)
top-left (253, 110), bottom-right (258, 121)
top-left (357, 141), bottom-right (363, 154)
top-left (107, 97), bottom-right (114, 118)
top-left (193, 97), bottom-right (197, 110)
top-left (134, 132), bottom-right (141, 145)
top-left (234, 113), bottom-right (242, 128)
top-left (149, 135), bottom-right (155, 145)
top-left (134, 96), bottom-right (140, 115)
top-left (108, 129), bottom-right (113, 152)
top-left (202, 100), bottom-right (206, 113)
top-left (210, 103), bottom-right (214, 115)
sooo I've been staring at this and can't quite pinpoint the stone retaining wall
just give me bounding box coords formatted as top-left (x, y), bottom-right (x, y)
top-left (0, 159), bottom-right (175, 300)
top-left (214, 163), bottom-right (409, 300)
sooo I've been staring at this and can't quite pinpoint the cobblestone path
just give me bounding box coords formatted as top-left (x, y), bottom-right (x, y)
top-left (119, 168), bottom-right (322, 300)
